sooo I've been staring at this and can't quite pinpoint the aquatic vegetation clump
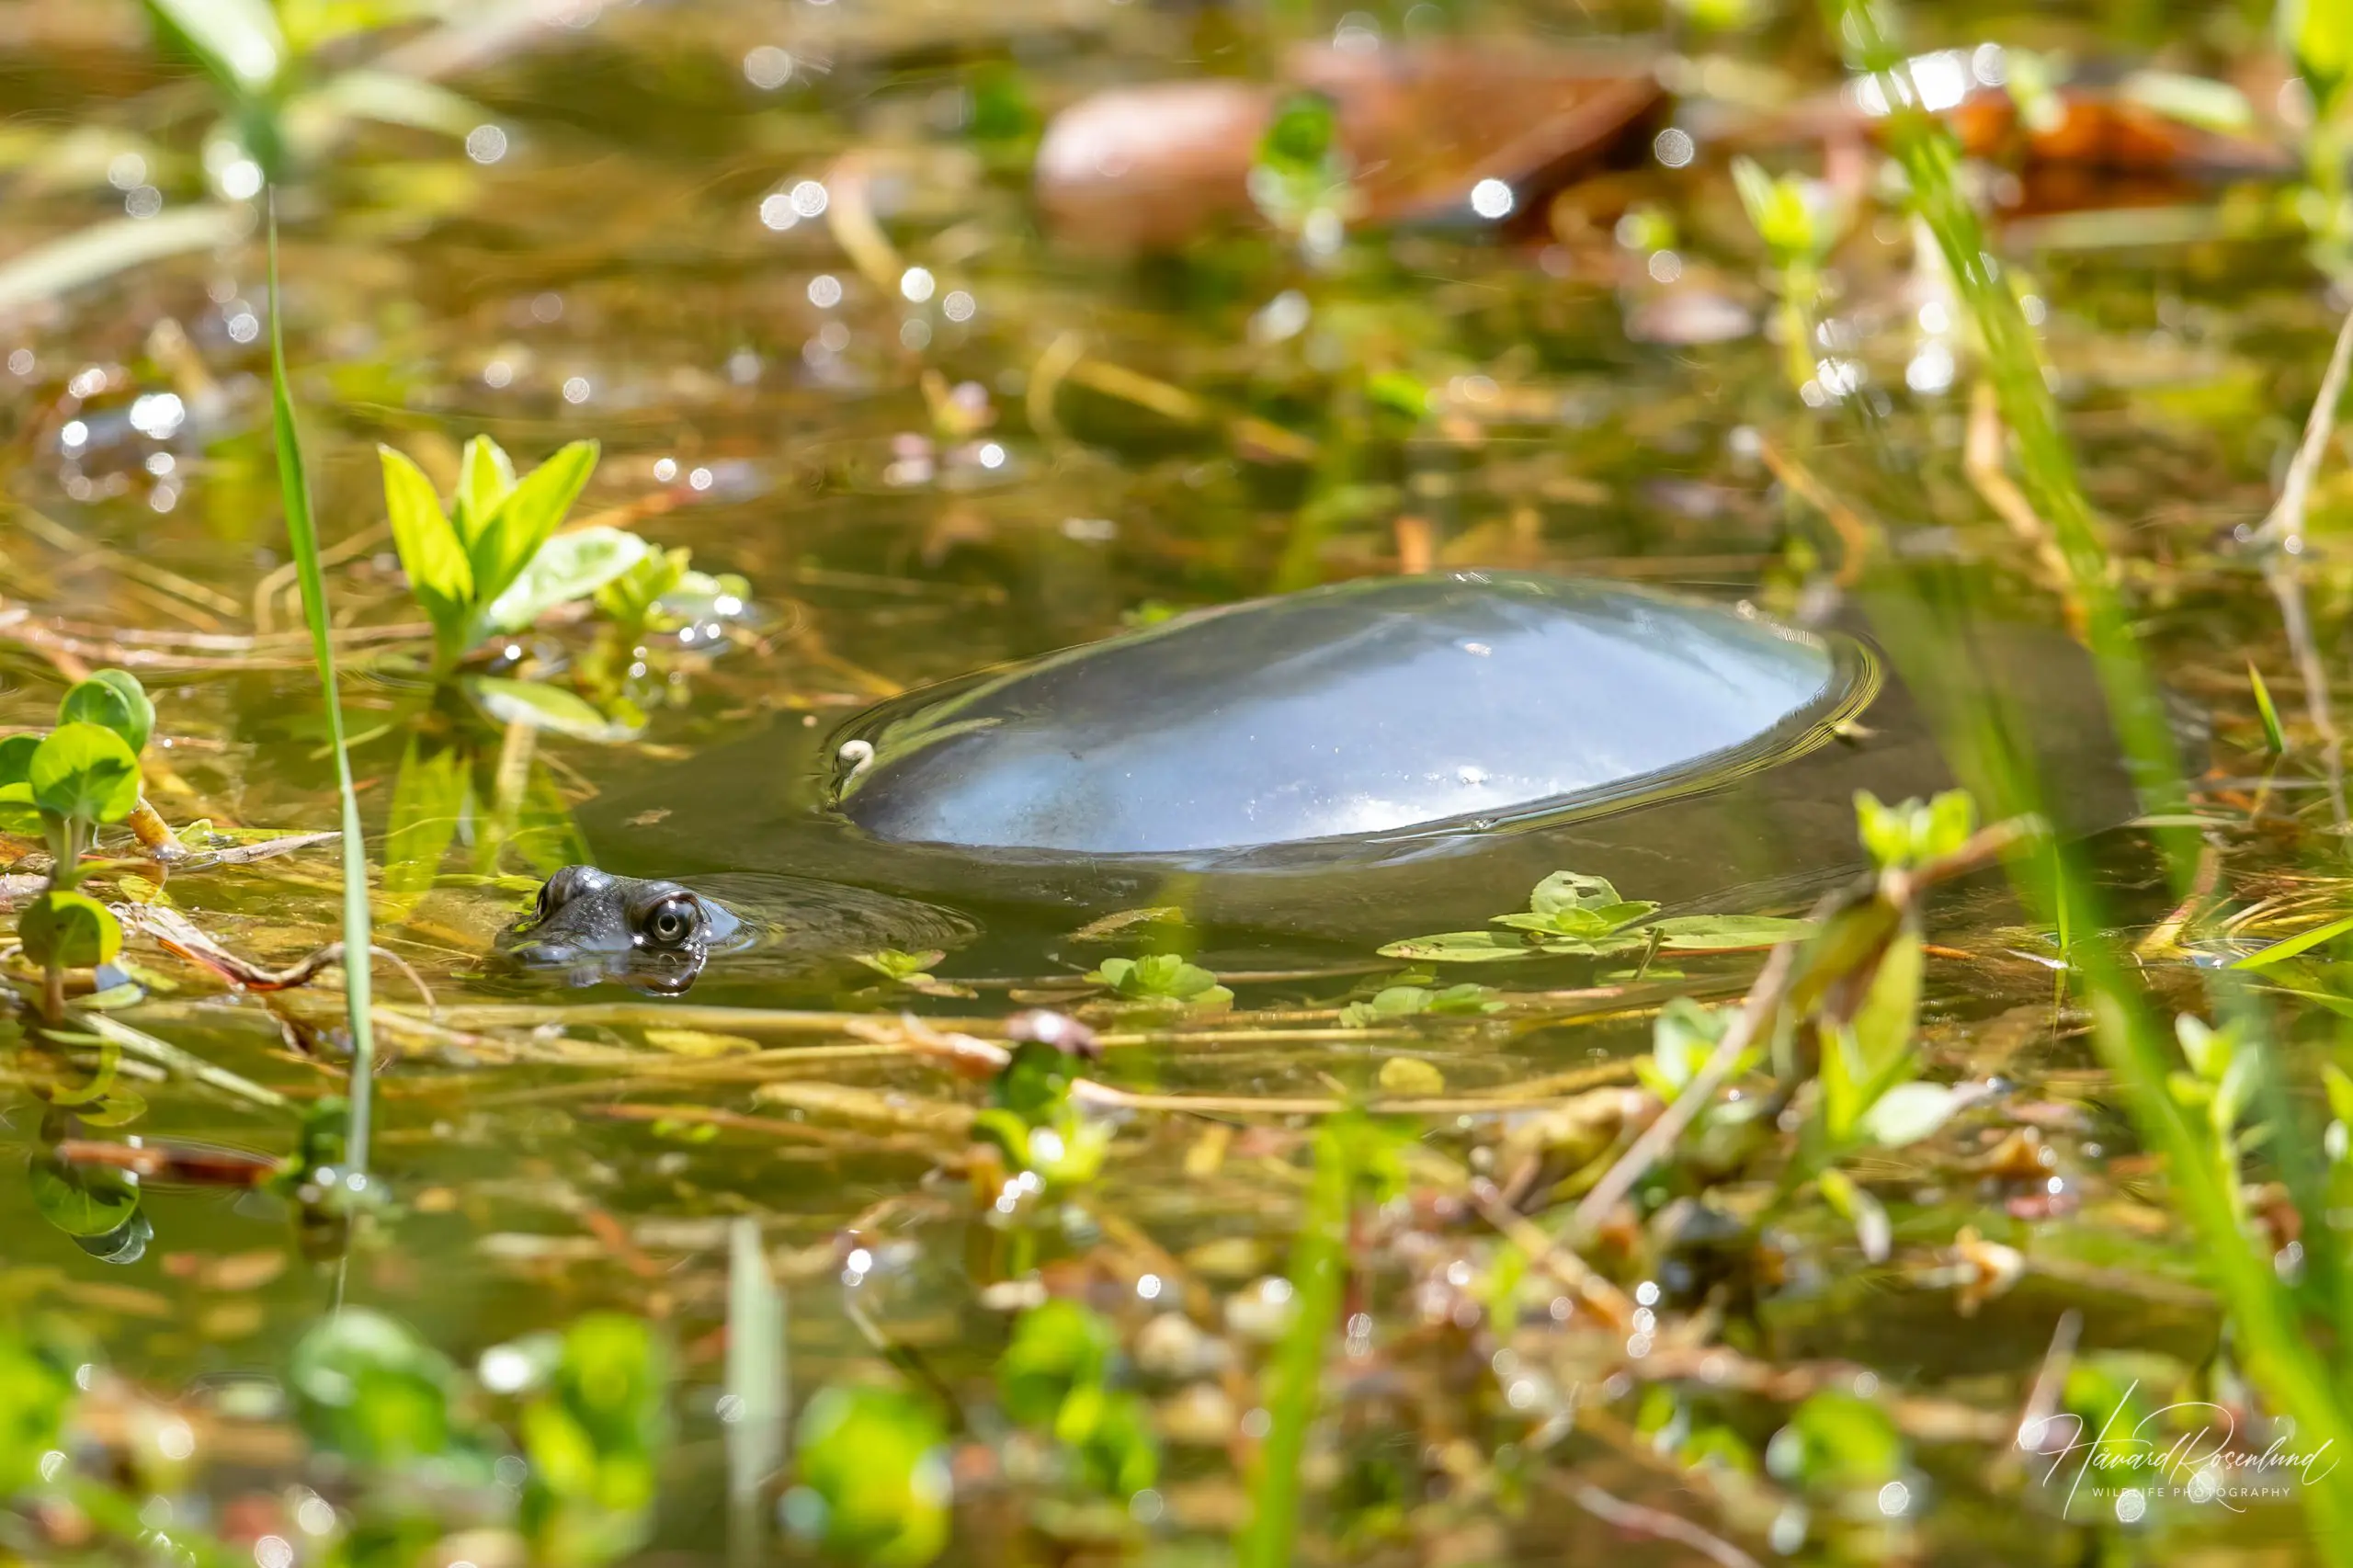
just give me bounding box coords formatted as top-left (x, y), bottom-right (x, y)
top-left (380, 436), bottom-right (609, 676)
top-left (0, 670), bottom-right (156, 1023)
top-left (1084, 952), bottom-right (1234, 1010)
top-left (1381, 869), bottom-right (1814, 964)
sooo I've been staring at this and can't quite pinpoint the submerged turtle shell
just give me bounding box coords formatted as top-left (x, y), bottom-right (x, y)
top-left (833, 572), bottom-right (1877, 857)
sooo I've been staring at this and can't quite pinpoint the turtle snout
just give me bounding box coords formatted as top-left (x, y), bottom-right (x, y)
top-left (502, 937), bottom-right (585, 968)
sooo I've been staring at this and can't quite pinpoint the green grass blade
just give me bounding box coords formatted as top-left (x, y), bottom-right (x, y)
top-left (725, 1217), bottom-right (787, 1566)
top-left (1239, 1117), bottom-right (1357, 1568)
top-left (2233, 914), bottom-right (2353, 971)
top-left (267, 207), bottom-right (378, 1181)
top-left (1816, 8), bottom-right (2353, 1554)
top-left (2251, 660), bottom-right (2289, 754)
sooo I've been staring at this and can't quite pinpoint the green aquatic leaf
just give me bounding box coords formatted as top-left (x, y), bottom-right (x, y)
top-left (0, 207), bottom-right (253, 315)
top-left (57, 670), bottom-right (153, 756)
top-left (1250, 90), bottom-right (1349, 237)
top-left (1646, 914), bottom-right (1817, 951)
top-left (855, 949), bottom-right (945, 983)
top-left (0, 1330), bottom-right (73, 1494)
top-left (29, 1153), bottom-right (141, 1239)
top-left (1059, 1381), bottom-right (1159, 1496)
top-left (482, 524), bottom-right (647, 637)
top-left (593, 544), bottom-right (692, 631)
top-left (472, 440), bottom-right (602, 613)
top-left (967, 61), bottom-right (1039, 142)
top-left (379, 444), bottom-right (473, 660)
top-left (1825, 926), bottom-right (1923, 1142)
top-left (1498, 870), bottom-right (1659, 939)
top-left (1636, 996), bottom-right (1732, 1103)
top-left (1768, 1389), bottom-right (1906, 1494)
top-left (1858, 1080), bottom-right (1961, 1147)
top-left (453, 433), bottom-right (517, 546)
top-left (1854, 789), bottom-right (1975, 873)
top-left (1732, 156), bottom-right (1844, 267)
top-left (302, 67), bottom-right (485, 139)
top-left (1528, 870), bottom-right (1623, 915)
top-left (0, 735), bottom-right (40, 833)
top-left (2177, 1014), bottom-right (2234, 1079)
top-left (1376, 930), bottom-right (1540, 963)
top-left (289, 1308), bottom-right (458, 1467)
top-left (28, 722), bottom-right (141, 824)
top-left (522, 1312), bottom-right (669, 1562)
top-left (1258, 90), bottom-right (1338, 180)
top-left (2282, 0), bottom-right (2353, 98)
top-left (1813, 1168), bottom-right (1892, 1265)
top-left (1495, 905), bottom-right (1655, 938)
top-left (381, 738), bottom-right (469, 917)
top-left (993, 1038), bottom-right (1079, 1127)
top-left (0, 733), bottom-right (35, 790)
top-left (2118, 69), bottom-right (2255, 134)
top-left (143, 0), bottom-right (285, 91)
top-left (1338, 983), bottom-right (1499, 1028)
top-left (1088, 951), bottom-right (1232, 1006)
top-left (18, 890), bottom-right (123, 969)
top-left (789, 1385), bottom-right (952, 1568)
top-left (465, 677), bottom-right (642, 743)
top-left (999, 1299), bottom-right (1117, 1426)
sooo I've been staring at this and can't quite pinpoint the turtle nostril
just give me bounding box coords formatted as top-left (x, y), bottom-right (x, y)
top-left (506, 939), bottom-right (581, 968)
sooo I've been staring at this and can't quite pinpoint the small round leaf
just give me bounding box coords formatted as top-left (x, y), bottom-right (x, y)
top-left (19, 889), bottom-right (124, 969)
top-left (0, 783), bottom-right (40, 836)
top-left (0, 733), bottom-right (37, 790)
top-left (28, 722), bottom-right (142, 824)
top-left (57, 672), bottom-right (153, 755)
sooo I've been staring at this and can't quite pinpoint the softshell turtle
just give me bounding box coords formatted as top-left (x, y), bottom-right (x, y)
top-left (503, 571), bottom-right (2155, 988)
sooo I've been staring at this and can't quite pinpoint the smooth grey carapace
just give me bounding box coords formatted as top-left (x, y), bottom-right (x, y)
top-left (832, 572), bottom-right (1875, 856)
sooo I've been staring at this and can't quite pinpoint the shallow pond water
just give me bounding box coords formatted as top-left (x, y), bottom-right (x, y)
top-left (5, 0), bottom-right (2353, 1563)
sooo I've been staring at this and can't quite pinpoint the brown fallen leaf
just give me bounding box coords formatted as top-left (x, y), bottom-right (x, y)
top-left (1944, 79), bottom-right (2293, 180)
top-left (1036, 43), bottom-right (1664, 250)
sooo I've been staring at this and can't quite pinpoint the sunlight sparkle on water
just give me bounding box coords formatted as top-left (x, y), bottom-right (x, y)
top-left (744, 45), bottom-right (794, 88)
top-left (130, 392), bottom-right (185, 439)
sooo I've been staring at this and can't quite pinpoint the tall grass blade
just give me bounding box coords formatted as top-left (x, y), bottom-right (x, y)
top-left (1819, 6), bottom-right (2353, 1553)
top-left (2233, 914), bottom-right (2353, 971)
top-left (267, 207), bottom-right (378, 1180)
top-left (2251, 661), bottom-right (2289, 755)
top-left (725, 1217), bottom-right (787, 1568)
top-left (1239, 1117), bottom-right (1357, 1568)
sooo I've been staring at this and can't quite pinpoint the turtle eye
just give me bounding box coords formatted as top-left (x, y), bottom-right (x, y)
top-left (642, 894), bottom-right (699, 948)
top-left (535, 879), bottom-right (556, 919)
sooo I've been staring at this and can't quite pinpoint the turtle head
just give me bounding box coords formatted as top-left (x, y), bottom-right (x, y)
top-left (498, 865), bottom-right (745, 994)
